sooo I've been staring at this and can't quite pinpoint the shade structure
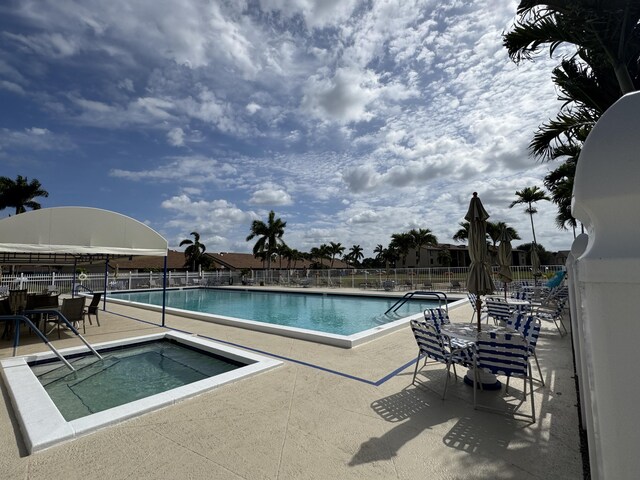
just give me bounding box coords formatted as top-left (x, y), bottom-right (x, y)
top-left (497, 226), bottom-right (513, 300)
top-left (464, 192), bottom-right (495, 331)
top-left (0, 207), bottom-right (167, 259)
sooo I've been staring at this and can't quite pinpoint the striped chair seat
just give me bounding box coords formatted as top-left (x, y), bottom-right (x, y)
top-left (485, 298), bottom-right (512, 324)
top-left (410, 320), bottom-right (475, 400)
top-left (473, 330), bottom-right (535, 422)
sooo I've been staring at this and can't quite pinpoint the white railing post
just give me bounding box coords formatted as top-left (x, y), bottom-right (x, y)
top-left (571, 92), bottom-right (640, 479)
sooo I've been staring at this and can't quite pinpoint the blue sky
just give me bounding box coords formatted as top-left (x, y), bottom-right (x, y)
top-left (0, 0), bottom-right (575, 257)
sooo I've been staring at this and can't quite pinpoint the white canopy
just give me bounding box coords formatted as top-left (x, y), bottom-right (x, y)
top-left (0, 207), bottom-right (167, 260)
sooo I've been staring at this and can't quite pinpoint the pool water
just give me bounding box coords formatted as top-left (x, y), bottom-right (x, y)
top-left (31, 340), bottom-right (244, 421)
top-left (112, 289), bottom-right (443, 335)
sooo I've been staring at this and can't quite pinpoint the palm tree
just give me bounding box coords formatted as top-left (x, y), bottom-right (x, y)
top-left (409, 228), bottom-right (438, 267)
top-left (486, 222), bottom-right (520, 248)
top-left (437, 248), bottom-right (452, 269)
top-left (179, 232), bottom-right (207, 271)
top-left (504, 1), bottom-right (640, 96)
top-left (452, 222), bottom-right (470, 243)
top-left (328, 242), bottom-right (345, 268)
top-left (347, 244), bottom-right (364, 267)
top-left (389, 232), bottom-right (414, 267)
top-left (0, 175), bottom-right (49, 215)
top-left (509, 186), bottom-right (550, 245)
top-left (246, 210), bottom-right (287, 272)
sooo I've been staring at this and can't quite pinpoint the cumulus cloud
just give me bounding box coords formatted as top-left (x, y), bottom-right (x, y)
top-left (167, 127), bottom-right (185, 146)
top-left (248, 184), bottom-right (293, 206)
top-left (0, 0), bottom-right (575, 253)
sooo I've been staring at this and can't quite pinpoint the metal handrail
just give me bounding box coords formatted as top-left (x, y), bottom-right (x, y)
top-left (1, 314), bottom-right (75, 370)
top-left (384, 290), bottom-right (449, 315)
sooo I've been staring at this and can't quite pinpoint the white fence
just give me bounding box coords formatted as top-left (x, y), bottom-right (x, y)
top-left (0, 265), bottom-right (564, 294)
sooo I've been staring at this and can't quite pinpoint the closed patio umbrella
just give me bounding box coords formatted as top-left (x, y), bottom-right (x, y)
top-left (497, 226), bottom-right (513, 300)
top-left (531, 243), bottom-right (541, 285)
top-left (465, 192), bottom-right (495, 331)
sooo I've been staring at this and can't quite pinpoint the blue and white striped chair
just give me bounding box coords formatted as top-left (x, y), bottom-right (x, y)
top-left (473, 330), bottom-right (535, 422)
top-left (485, 297), bottom-right (512, 325)
top-left (424, 307), bottom-right (451, 330)
top-left (506, 314), bottom-right (543, 385)
top-left (410, 320), bottom-right (475, 400)
top-left (534, 297), bottom-right (568, 336)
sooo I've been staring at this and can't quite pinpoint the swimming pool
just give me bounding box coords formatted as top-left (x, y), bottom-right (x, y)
top-left (108, 288), bottom-right (460, 348)
top-left (0, 332), bottom-right (281, 453)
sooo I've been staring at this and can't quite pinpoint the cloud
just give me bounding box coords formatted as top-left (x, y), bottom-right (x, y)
top-left (0, 127), bottom-right (74, 151)
top-left (167, 127), bottom-right (185, 146)
top-left (249, 184), bottom-right (293, 206)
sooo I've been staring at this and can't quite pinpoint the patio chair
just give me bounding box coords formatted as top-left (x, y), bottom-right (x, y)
top-left (410, 320), bottom-right (475, 400)
top-left (485, 297), bottom-right (512, 325)
top-left (8, 289), bottom-right (28, 314)
top-left (424, 307), bottom-right (451, 330)
top-left (473, 330), bottom-right (535, 422)
top-left (467, 293), bottom-right (488, 324)
top-left (506, 313), bottom-right (544, 385)
top-left (449, 280), bottom-right (463, 292)
top-left (48, 296), bottom-right (86, 337)
top-left (84, 292), bottom-right (102, 327)
top-left (533, 297), bottom-right (568, 336)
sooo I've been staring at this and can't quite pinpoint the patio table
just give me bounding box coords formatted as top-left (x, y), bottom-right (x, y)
top-left (440, 323), bottom-right (517, 389)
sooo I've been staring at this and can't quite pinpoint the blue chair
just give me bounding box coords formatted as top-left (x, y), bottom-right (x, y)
top-left (424, 307), bottom-right (451, 329)
top-left (506, 314), bottom-right (543, 385)
top-left (410, 320), bottom-right (475, 400)
top-left (473, 330), bottom-right (535, 422)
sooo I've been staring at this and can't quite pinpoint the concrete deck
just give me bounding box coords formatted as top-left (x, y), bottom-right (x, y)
top-left (0, 289), bottom-right (583, 479)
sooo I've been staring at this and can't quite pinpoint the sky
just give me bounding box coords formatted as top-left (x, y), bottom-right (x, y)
top-left (0, 0), bottom-right (576, 258)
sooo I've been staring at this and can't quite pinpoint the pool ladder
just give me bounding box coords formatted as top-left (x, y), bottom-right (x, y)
top-left (3, 312), bottom-right (102, 371)
top-left (384, 291), bottom-right (449, 315)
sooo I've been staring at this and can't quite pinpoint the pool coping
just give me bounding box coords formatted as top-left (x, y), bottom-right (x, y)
top-left (105, 290), bottom-right (467, 348)
top-left (0, 331), bottom-right (282, 454)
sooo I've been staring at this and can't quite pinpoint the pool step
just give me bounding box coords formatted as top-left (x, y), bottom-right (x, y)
top-left (37, 356), bottom-right (120, 388)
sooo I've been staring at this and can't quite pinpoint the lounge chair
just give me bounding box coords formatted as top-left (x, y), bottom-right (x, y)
top-left (449, 280), bottom-right (463, 292)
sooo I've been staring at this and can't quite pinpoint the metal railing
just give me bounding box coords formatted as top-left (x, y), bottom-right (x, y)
top-left (0, 265), bottom-right (565, 294)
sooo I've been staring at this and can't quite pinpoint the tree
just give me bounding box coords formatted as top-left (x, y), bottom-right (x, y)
top-left (389, 232), bottom-right (414, 267)
top-left (437, 248), bottom-right (452, 268)
top-left (509, 186), bottom-right (550, 245)
top-left (486, 221), bottom-right (520, 248)
top-left (347, 244), bottom-right (364, 267)
top-left (409, 228), bottom-right (438, 267)
top-left (503, 1), bottom-right (640, 226)
top-left (452, 222), bottom-right (470, 243)
top-left (516, 242), bottom-right (554, 266)
top-left (504, 1), bottom-right (640, 96)
top-left (246, 210), bottom-right (287, 272)
top-left (179, 232), bottom-right (207, 271)
top-left (327, 242), bottom-right (345, 268)
top-left (0, 175), bottom-right (49, 215)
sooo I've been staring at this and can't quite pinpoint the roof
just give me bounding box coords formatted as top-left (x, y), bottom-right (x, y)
top-left (0, 207), bottom-right (167, 265)
top-left (109, 250), bottom-right (204, 271)
top-left (207, 252), bottom-right (351, 270)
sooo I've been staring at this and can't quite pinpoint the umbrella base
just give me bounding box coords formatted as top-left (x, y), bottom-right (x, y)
top-left (463, 368), bottom-right (501, 390)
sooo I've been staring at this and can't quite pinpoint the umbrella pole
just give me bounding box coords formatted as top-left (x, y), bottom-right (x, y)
top-left (504, 283), bottom-right (507, 301)
top-left (476, 297), bottom-right (482, 332)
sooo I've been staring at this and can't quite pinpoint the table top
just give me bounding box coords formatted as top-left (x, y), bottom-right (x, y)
top-left (441, 323), bottom-right (514, 342)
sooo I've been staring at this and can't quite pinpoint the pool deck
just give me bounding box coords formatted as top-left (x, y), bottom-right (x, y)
top-left (0, 287), bottom-right (583, 479)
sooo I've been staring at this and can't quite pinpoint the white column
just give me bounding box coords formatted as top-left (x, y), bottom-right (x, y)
top-left (572, 91), bottom-right (640, 479)
top-left (567, 234), bottom-right (595, 473)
